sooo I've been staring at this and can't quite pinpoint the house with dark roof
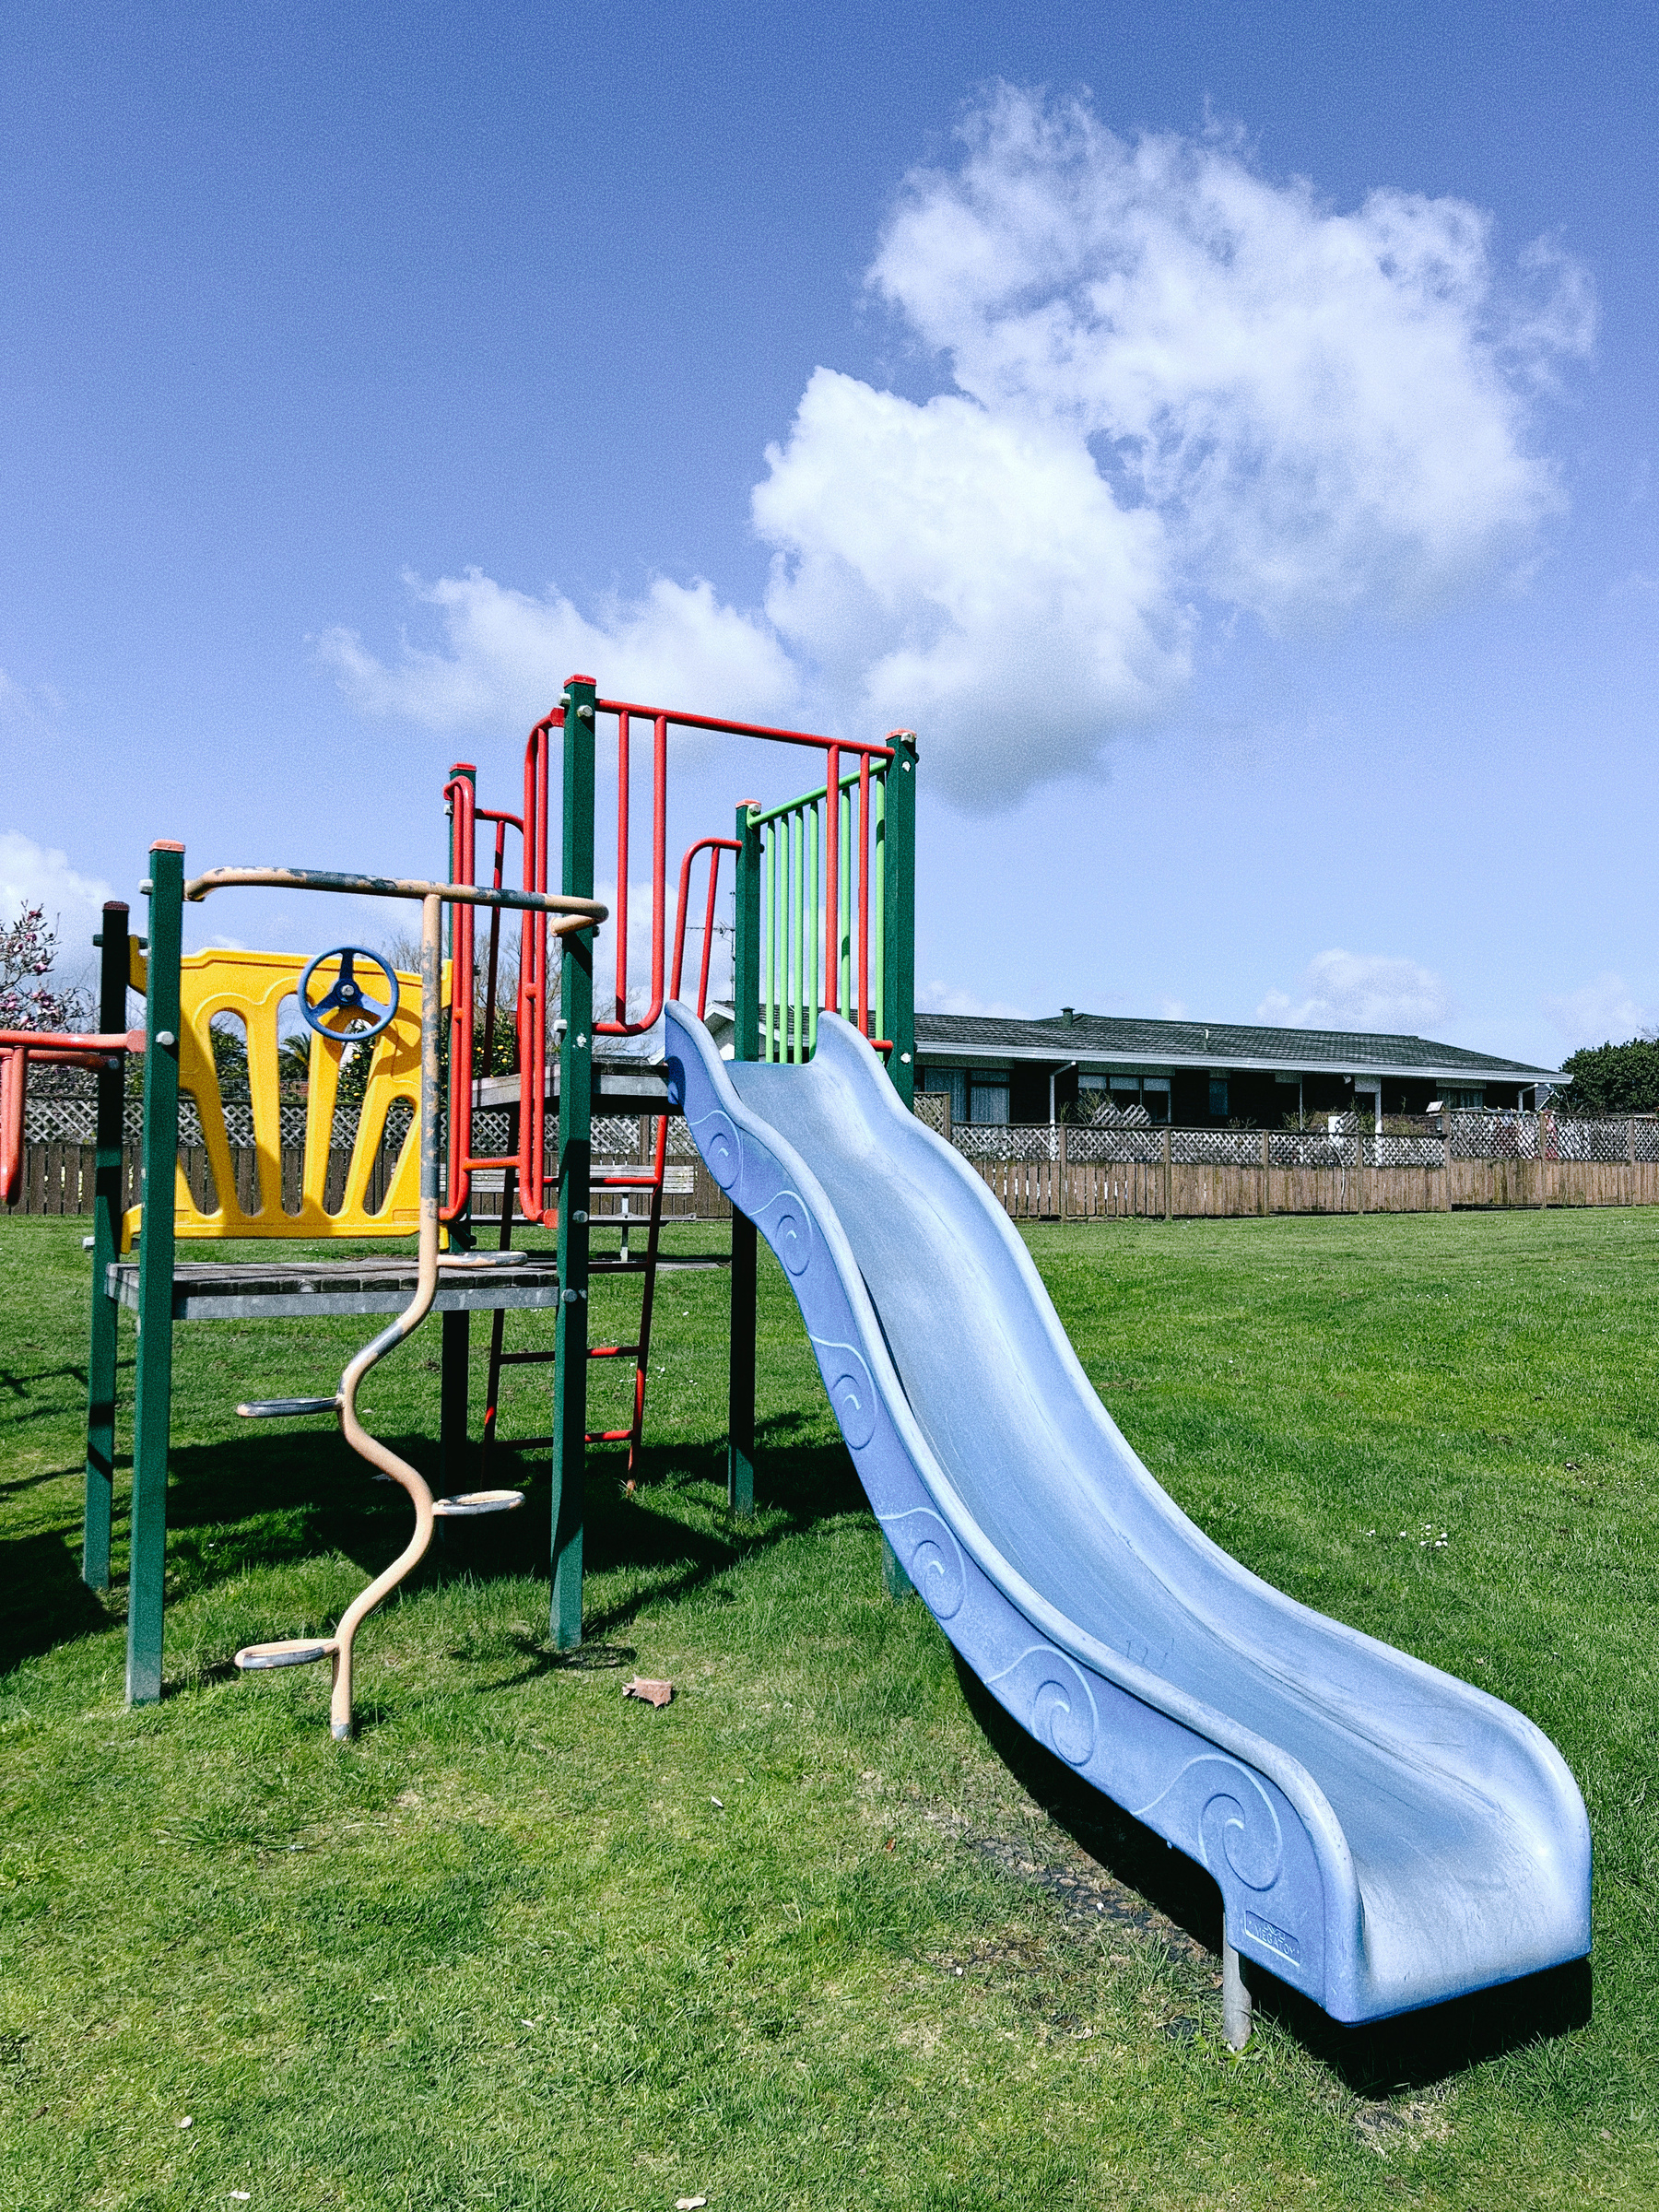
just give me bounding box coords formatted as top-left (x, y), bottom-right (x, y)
top-left (915, 1009), bottom-right (1559, 1127)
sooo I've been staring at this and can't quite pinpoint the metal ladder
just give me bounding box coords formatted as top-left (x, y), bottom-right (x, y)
top-left (477, 1112), bottom-right (669, 1485)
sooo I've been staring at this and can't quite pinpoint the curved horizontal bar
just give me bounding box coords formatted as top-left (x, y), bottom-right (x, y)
top-left (183, 865), bottom-right (607, 933)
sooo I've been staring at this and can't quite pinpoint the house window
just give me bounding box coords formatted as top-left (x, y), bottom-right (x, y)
top-left (971, 1077), bottom-right (1010, 1125)
top-left (1143, 1077), bottom-right (1171, 1124)
top-left (1442, 1087), bottom-right (1485, 1110)
top-left (924, 1067), bottom-right (967, 1124)
top-left (1209, 1077), bottom-right (1230, 1118)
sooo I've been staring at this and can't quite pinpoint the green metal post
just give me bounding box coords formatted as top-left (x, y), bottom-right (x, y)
top-left (727, 798), bottom-right (759, 1517)
top-left (883, 733), bottom-right (917, 1108)
top-left (550, 677), bottom-right (595, 1647)
top-left (83, 900), bottom-right (129, 1590)
top-left (441, 764), bottom-right (476, 1495)
top-left (127, 842), bottom-right (183, 1704)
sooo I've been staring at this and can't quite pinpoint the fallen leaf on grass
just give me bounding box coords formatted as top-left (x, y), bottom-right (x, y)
top-left (623, 1677), bottom-right (674, 1708)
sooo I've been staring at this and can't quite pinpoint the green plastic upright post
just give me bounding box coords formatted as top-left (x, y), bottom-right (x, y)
top-left (727, 798), bottom-right (759, 1517)
top-left (883, 734), bottom-right (917, 1107)
top-left (127, 843), bottom-right (183, 1704)
top-left (441, 763), bottom-right (477, 1495)
top-left (550, 678), bottom-right (595, 1649)
top-left (83, 900), bottom-right (129, 1590)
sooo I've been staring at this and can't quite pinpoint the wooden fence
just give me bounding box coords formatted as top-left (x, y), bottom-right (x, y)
top-left (972, 1145), bottom-right (1659, 1221)
top-left (10, 1131), bottom-right (1659, 1226)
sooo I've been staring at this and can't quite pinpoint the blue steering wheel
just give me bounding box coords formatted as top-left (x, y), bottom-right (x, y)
top-left (298, 945), bottom-right (399, 1044)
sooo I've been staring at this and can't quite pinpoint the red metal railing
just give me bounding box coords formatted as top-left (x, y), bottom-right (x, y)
top-left (1, 1027), bottom-right (140, 1207)
top-left (592, 693), bottom-right (894, 1044)
top-left (442, 713), bottom-right (561, 1227)
top-left (672, 835), bottom-right (743, 1017)
top-left (443, 693), bottom-right (896, 1230)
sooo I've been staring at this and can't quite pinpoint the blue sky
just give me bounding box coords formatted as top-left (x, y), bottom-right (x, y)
top-left (2, 1), bottom-right (1654, 1067)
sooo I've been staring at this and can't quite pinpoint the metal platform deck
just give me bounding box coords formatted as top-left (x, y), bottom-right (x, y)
top-left (106, 1248), bottom-right (727, 1323)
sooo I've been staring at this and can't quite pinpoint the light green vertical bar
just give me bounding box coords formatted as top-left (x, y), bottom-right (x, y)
top-left (840, 780), bottom-right (852, 1017)
top-left (873, 769), bottom-right (886, 1041)
top-left (770, 822), bottom-right (782, 1062)
top-left (759, 826), bottom-right (773, 1061)
top-left (794, 806), bottom-right (807, 1063)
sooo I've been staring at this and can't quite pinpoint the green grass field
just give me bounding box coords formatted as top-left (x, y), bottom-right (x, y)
top-left (1, 1206), bottom-right (1655, 2209)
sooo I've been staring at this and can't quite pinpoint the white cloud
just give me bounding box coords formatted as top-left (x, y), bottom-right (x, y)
top-left (317, 568), bottom-right (797, 735)
top-left (324, 88), bottom-right (1589, 808)
top-left (919, 979), bottom-right (1030, 1019)
top-left (755, 371), bottom-right (1186, 803)
top-left (1541, 971), bottom-right (1651, 1048)
top-left (0, 830), bottom-right (112, 971)
top-left (865, 91), bottom-right (1588, 626)
top-left (1257, 948), bottom-right (1453, 1033)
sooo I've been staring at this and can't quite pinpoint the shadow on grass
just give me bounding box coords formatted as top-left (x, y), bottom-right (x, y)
top-left (956, 1655), bottom-right (1591, 2094)
top-left (0, 1530), bottom-right (111, 1675)
top-left (0, 1406), bottom-right (868, 1679)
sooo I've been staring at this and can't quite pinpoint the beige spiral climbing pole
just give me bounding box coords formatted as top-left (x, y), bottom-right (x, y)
top-left (204, 871), bottom-right (605, 1737)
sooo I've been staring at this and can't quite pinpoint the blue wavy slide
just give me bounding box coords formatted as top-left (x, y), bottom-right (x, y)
top-left (665, 1004), bottom-right (1591, 2026)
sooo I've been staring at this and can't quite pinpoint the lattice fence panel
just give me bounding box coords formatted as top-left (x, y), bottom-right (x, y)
top-left (1269, 1129), bottom-right (1353, 1168)
top-left (952, 1125), bottom-right (1061, 1164)
top-left (1372, 1134), bottom-right (1442, 1168)
top-left (1171, 1130), bottom-right (1264, 1167)
top-left (1552, 1117), bottom-right (1635, 1163)
top-left (1449, 1113), bottom-right (1537, 1160)
top-left (592, 1114), bottom-right (644, 1162)
top-left (1065, 1125), bottom-right (1166, 1165)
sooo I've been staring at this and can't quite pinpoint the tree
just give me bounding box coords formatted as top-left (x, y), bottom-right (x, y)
top-left (1555, 1035), bottom-right (1659, 1117)
top-left (1, 901), bottom-right (88, 1032)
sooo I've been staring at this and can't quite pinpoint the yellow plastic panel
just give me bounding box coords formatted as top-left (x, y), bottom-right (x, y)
top-left (122, 947), bottom-right (433, 1249)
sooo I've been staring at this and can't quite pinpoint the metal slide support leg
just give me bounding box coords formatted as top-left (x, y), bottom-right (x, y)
top-left (726, 795), bottom-right (761, 1517)
top-left (1222, 1935), bottom-right (1253, 2050)
top-left (549, 676), bottom-right (595, 1650)
top-left (83, 900), bottom-right (129, 1590)
top-left (127, 844), bottom-right (184, 1704)
top-left (727, 1214), bottom-right (755, 1516)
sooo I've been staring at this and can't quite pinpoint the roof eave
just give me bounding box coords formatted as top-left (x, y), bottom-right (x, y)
top-left (913, 1038), bottom-right (1558, 1082)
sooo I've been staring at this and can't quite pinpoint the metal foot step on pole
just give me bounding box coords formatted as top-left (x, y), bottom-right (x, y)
top-left (237, 1395), bottom-right (341, 1418)
top-left (433, 1488), bottom-right (524, 1517)
top-left (235, 1636), bottom-right (335, 1670)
